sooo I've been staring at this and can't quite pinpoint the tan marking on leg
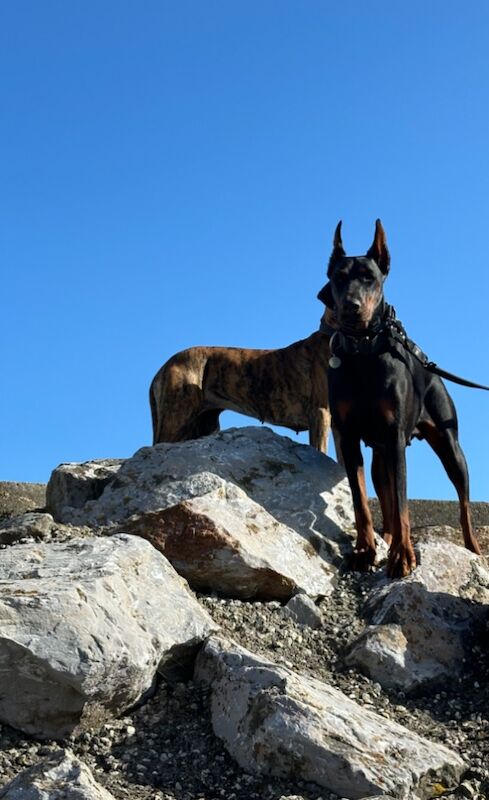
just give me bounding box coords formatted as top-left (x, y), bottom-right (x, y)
top-left (349, 464), bottom-right (377, 571)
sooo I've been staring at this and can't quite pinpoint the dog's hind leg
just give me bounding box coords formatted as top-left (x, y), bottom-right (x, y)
top-left (150, 365), bottom-right (205, 444)
top-left (194, 409), bottom-right (222, 437)
top-left (420, 381), bottom-right (481, 554)
top-left (419, 419), bottom-right (481, 554)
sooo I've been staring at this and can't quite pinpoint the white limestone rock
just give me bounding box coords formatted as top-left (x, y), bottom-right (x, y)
top-left (47, 427), bottom-right (355, 564)
top-left (118, 480), bottom-right (335, 599)
top-left (284, 592), bottom-right (323, 628)
top-left (0, 749), bottom-right (116, 799)
top-left (0, 535), bottom-right (217, 739)
top-left (347, 538), bottom-right (489, 692)
top-left (195, 636), bottom-right (464, 800)
top-left (46, 459), bottom-right (123, 514)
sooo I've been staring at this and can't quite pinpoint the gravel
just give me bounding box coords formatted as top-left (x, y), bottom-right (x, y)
top-left (0, 484), bottom-right (488, 799)
top-left (0, 569), bottom-right (488, 799)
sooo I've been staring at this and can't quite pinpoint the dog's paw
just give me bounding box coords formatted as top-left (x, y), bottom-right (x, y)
top-left (386, 545), bottom-right (417, 579)
top-left (347, 546), bottom-right (377, 573)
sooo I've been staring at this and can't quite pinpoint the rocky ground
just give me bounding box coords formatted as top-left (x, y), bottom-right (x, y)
top-left (0, 468), bottom-right (488, 800)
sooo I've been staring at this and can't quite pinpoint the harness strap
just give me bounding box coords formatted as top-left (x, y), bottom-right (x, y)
top-left (330, 304), bottom-right (489, 391)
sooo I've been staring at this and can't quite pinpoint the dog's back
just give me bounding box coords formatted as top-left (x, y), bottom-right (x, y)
top-left (150, 331), bottom-right (331, 450)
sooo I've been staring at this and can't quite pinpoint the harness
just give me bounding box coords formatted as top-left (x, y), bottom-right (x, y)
top-left (327, 304), bottom-right (489, 391)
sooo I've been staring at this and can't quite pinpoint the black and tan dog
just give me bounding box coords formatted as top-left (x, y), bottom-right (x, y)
top-left (318, 220), bottom-right (481, 578)
top-left (150, 315), bottom-right (337, 452)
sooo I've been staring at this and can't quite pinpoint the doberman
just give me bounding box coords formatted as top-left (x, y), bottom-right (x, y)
top-left (318, 220), bottom-right (481, 578)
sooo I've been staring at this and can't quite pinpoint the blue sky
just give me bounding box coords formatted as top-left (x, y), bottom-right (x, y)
top-left (1, 1), bottom-right (488, 501)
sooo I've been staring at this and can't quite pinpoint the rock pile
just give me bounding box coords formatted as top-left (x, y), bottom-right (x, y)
top-left (0, 426), bottom-right (487, 800)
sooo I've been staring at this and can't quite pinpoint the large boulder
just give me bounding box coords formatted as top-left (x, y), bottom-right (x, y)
top-left (118, 480), bottom-right (335, 599)
top-left (347, 538), bottom-right (489, 692)
top-left (195, 636), bottom-right (464, 800)
top-left (46, 459), bottom-right (123, 514)
top-left (0, 749), bottom-right (116, 799)
top-left (47, 426), bottom-right (354, 559)
top-left (0, 535), bottom-right (217, 739)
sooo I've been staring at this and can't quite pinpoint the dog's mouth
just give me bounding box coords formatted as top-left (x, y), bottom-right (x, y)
top-left (338, 310), bottom-right (372, 334)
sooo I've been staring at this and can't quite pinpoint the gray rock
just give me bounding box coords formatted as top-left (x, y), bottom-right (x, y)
top-left (284, 592), bottom-right (323, 628)
top-left (0, 513), bottom-right (94, 548)
top-left (46, 459), bottom-right (123, 514)
top-left (0, 749), bottom-right (116, 799)
top-left (0, 512), bottom-right (55, 545)
top-left (119, 480), bottom-right (335, 599)
top-left (47, 427), bottom-right (354, 563)
top-left (195, 635), bottom-right (465, 800)
top-left (0, 535), bottom-right (217, 738)
top-left (347, 538), bottom-right (489, 692)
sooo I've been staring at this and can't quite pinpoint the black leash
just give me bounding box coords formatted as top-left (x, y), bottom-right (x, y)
top-left (424, 362), bottom-right (489, 391)
top-left (327, 305), bottom-right (489, 391)
top-left (385, 309), bottom-right (489, 391)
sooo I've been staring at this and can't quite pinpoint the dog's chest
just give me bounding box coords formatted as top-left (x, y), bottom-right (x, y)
top-left (328, 355), bottom-right (417, 444)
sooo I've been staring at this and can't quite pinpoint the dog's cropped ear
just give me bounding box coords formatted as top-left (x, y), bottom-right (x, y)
top-left (327, 220), bottom-right (346, 276)
top-left (317, 282), bottom-right (334, 307)
top-left (366, 219), bottom-right (390, 274)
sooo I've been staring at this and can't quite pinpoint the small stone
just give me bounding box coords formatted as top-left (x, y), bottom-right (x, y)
top-left (284, 593), bottom-right (323, 629)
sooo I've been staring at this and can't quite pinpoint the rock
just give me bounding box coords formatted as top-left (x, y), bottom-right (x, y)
top-left (46, 459), bottom-right (123, 514)
top-left (284, 593), bottom-right (322, 628)
top-left (347, 538), bottom-right (489, 692)
top-left (119, 480), bottom-right (335, 599)
top-left (47, 427), bottom-right (354, 561)
top-left (0, 513), bottom-right (55, 545)
top-left (0, 535), bottom-right (217, 739)
top-left (0, 748), bottom-right (116, 799)
top-left (195, 635), bottom-right (465, 800)
top-left (0, 512), bottom-right (92, 547)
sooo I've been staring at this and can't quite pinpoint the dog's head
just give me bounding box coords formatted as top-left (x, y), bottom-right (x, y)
top-left (318, 220), bottom-right (390, 334)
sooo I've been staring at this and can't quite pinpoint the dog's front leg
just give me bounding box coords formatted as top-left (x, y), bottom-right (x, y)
top-left (371, 449), bottom-right (393, 545)
top-left (309, 407), bottom-right (331, 454)
top-left (384, 433), bottom-right (417, 578)
top-left (340, 434), bottom-right (377, 571)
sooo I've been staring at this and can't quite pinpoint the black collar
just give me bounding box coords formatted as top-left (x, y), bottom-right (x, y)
top-left (327, 305), bottom-right (489, 390)
top-left (330, 304), bottom-right (404, 357)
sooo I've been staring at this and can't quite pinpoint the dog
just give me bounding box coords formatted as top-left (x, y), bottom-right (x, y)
top-left (318, 220), bottom-right (481, 578)
top-left (150, 314), bottom-right (338, 453)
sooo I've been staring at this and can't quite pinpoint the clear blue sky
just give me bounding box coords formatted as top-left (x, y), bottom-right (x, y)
top-left (1, 1), bottom-right (488, 501)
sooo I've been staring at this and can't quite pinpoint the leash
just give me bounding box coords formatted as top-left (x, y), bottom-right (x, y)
top-left (328, 305), bottom-right (489, 391)
top-left (424, 363), bottom-right (489, 391)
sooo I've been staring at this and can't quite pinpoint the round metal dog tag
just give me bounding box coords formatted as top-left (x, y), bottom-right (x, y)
top-left (329, 355), bottom-right (342, 368)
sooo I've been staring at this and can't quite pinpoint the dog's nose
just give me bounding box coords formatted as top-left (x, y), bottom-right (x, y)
top-left (343, 298), bottom-right (361, 313)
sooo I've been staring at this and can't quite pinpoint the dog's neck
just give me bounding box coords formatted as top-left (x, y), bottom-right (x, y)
top-left (319, 307), bottom-right (339, 335)
top-left (329, 301), bottom-right (397, 358)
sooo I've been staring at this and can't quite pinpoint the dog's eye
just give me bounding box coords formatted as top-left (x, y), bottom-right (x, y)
top-left (359, 271), bottom-right (374, 282)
